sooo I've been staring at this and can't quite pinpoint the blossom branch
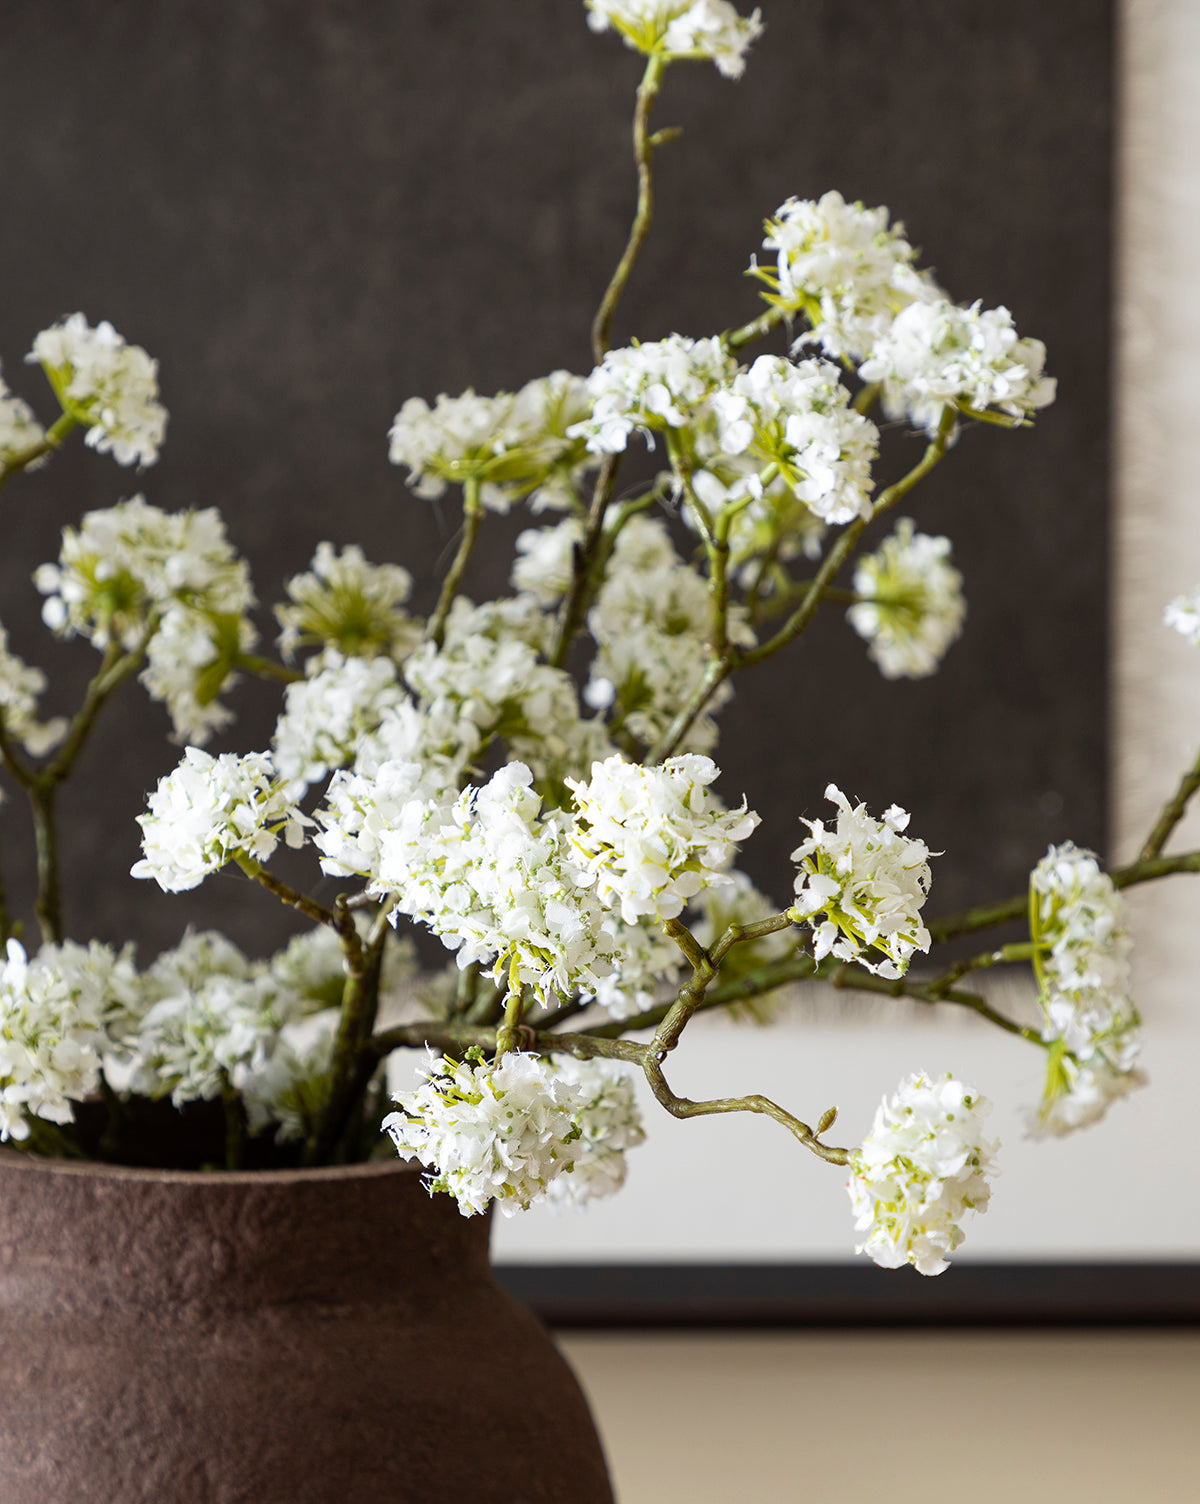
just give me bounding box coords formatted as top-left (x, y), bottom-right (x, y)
top-left (722, 305), bottom-right (785, 353)
top-left (1139, 743), bottom-right (1200, 860)
top-left (830, 962), bottom-right (1043, 1044)
top-left (928, 849), bottom-right (1200, 944)
top-left (426, 475), bottom-right (483, 649)
top-left (550, 454), bottom-right (621, 667)
top-left (641, 1053), bottom-right (850, 1165)
top-left (0, 411), bottom-right (78, 497)
top-left (591, 52), bottom-right (667, 363)
top-left (648, 411), bottom-right (956, 761)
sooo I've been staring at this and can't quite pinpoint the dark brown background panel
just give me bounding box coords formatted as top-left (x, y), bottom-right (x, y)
top-left (0, 1), bottom-right (1111, 959)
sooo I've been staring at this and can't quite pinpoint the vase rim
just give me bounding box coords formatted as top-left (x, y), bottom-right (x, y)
top-left (0, 1146), bottom-right (421, 1187)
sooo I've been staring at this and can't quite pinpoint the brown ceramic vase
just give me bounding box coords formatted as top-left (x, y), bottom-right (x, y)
top-left (0, 1151), bottom-right (614, 1504)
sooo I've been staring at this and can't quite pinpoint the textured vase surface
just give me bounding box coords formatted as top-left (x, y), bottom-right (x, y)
top-left (0, 1152), bottom-right (613, 1504)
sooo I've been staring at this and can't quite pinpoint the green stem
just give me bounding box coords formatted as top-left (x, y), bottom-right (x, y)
top-left (928, 849), bottom-right (1200, 944)
top-left (427, 475), bottom-right (483, 649)
top-left (235, 857), bottom-right (346, 936)
top-left (1139, 744), bottom-right (1200, 860)
top-left (647, 410), bottom-right (955, 762)
top-left (222, 1081), bottom-right (246, 1170)
top-left (591, 52), bottom-right (666, 363)
top-left (237, 652), bottom-right (305, 685)
top-left (723, 306), bottom-right (785, 353)
top-left (641, 1054), bottom-right (849, 1166)
top-left (30, 783), bottom-right (62, 945)
top-left (550, 454), bottom-right (621, 667)
top-left (0, 411), bottom-right (79, 497)
top-left (830, 962), bottom-right (1043, 1045)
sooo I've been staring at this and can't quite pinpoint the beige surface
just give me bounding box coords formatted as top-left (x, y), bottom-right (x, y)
top-left (560, 1331), bottom-right (1200, 1503)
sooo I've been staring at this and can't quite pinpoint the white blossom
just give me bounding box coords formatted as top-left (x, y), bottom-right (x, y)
top-left (511, 518), bottom-right (583, 605)
top-left (0, 623), bottom-right (67, 756)
top-left (140, 604), bottom-right (256, 746)
top-left (1031, 1047), bottom-right (1147, 1139)
top-left (584, 1), bottom-right (763, 79)
top-left (132, 748), bottom-right (309, 893)
top-left (315, 756), bottom-right (459, 889)
top-left (568, 753), bottom-right (759, 925)
top-left (543, 1055), bottom-right (646, 1208)
top-left (27, 313), bottom-right (167, 466)
top-left (585, 913), bottom-right (684, 1021)
top-left (848, 1071), bottom-right (998, 1276)
top-left (0, 369), bottom-right (45, 466)
top-left (404, 596), bottom-right (606, 783)
top-left (790, 785), bottom-right (933, 978)
top-left (569, 335), bottom-right (738, 455)
top-left (384, 1050), bottom-right (588, 1217)
top-left (707, 353), bottom-right (878, 524)
top-left (1164, 585), bottom-right (1200, 646)
top-left (369, 763), bottom-right (618, 998)
top-left (859, 298), bottom-right (1055, 436)
top-left (275, 543), bottom-right (421, 663)
top-left (35, 496), bottom-right (253, 652)
top-left (389, 371), bottom-right (593, 511)
top-left (1028, 843), bottom-right (1144, 1134)
top-left (239, 1008), bottom-right (341, 1140)
top-left (0, 938), bottom-right (138, 1140)
top-left (273, 650), bottom-right (409, 789)
top-left (847, 519), bottom-right (966, 679)
top-left (586, 515), bottom-right (753, 755)
top-left (754, 191), bottom-right (937, 362)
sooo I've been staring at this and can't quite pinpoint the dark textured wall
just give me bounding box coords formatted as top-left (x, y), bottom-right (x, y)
top-left (0, 1), bottom-right (1111, 959)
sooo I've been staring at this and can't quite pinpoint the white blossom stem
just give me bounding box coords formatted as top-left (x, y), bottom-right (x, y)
top-left (1139, 743), bottom-right (1200, 860)
top-left (0, 410), bottom-right (78, 498)
top-left (591, 51), bottom-right (667, 364)
top-left (426, 474), bottom-right (483, 649)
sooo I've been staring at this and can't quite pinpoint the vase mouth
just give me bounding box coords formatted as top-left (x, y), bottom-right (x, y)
top-left (0, 1146), bottom-right (421, 1187)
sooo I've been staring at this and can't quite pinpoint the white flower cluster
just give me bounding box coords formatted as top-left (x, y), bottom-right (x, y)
top-left (36, 497), bottom-right (251, 650)
top-left (0, 367), bottom-right (45, 465)
top-left (0, 939), bottom-right (137, 1142)
top-left (847, 519), bottom-right (966, 679)
top-left (790, 785), bottom-right (933, 978)
top-left (584, 1), bottom-right (763, 79)
top-left (848, 1071), bottom-right (998, 1276)
top-left (388, 370), bottom-right (593, 511)
top-left (272, 651), bottom-right (409, 789)
top-left (117, 929), bottom-right (350, 1129)
top-left (132, 749), bottom-right (308, 893)
top-left (35, 496), bottom-right (256, 743)
top-left (27, 313), bottom-right (167, 466)
top-left (570, 335), bottom-right (737, 455)
top-left (321, 761), bottom-right (617, 999)
top-left (0, 623), bottom-right (67, 757)
top-left (568, 753), bottom-right (759, 925)
top-left (275, 543), bottom-right (421, 663)
top-left (586, 515), bottom-right (752, 755)
top-left (859, 299), bottom-right (1056, 436)
top-left (511, 518), bottom-right (583, 605)
top-left (1164, 585), bottom-right (1200, 646)
top-left (385, 1049), bottom-right (643, 1217)
top-left (707, 354), bottom-right (878, 525)
top-left (756, 191), bottom-right (933, 362)
top-left (1028, 843), bottom-right (1145, 1135)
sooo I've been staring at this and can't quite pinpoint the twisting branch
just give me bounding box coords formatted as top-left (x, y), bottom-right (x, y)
top-left (641, 1054), bottom-right (849, 1166)
top-left (830, 962), bottom-right (1043, 1045)
top-left (1139, 743), bottom-right (1200, 860)
top-left (591, 51), bottom-right (667, 363)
